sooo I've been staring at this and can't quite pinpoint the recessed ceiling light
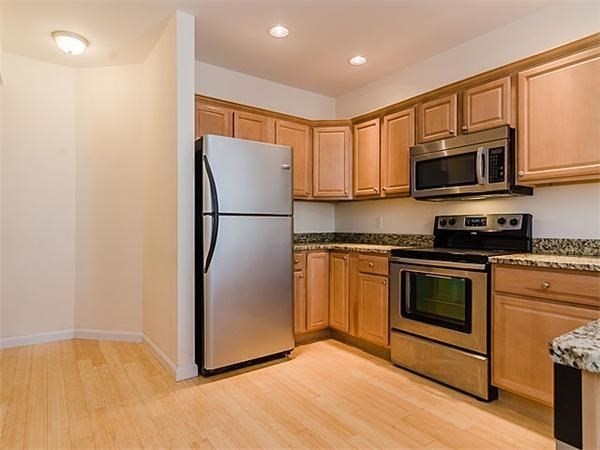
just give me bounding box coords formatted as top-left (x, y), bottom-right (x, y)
top-left (268, 25), bottom-right (290, 38)
top-left (348, 55), bottom-right (367, 66)
top-left (52, 31), bottom-right (89, 55)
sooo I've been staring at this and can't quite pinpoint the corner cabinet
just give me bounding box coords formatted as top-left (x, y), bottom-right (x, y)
top-left (462, 76), bottom-right (512, 134)
top-left (381, 108), bottom-right (414, 196)
top-left (417, 93), bottom-right (457, 143)
top-left (353, 119), bottom-right (381, 197)
top-left (312, 126), bottom-right (352, 199)
top-left (276, 120), bottom-right (312, 199)
top-left (517, 47), bottom-right (600, 185)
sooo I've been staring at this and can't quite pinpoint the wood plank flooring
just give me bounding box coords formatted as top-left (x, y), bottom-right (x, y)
top-left (0, 338), bottom-right (553, 449)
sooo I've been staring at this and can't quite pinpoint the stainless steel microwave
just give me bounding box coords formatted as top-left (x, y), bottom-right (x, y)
top-left (410, 126), bottom-right (532, 200)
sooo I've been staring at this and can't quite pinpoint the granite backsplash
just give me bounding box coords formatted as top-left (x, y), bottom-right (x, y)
top-left (294, 233), bottom-right (600, 257)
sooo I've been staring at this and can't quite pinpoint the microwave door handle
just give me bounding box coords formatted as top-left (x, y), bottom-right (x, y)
top-left (476, 147), bottom-right (485, 185)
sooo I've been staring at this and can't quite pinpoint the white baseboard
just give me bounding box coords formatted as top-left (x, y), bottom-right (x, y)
top-left (74, 329), bottom-right (142, 343)
top-left (0, 328), bottom-right (142, 349)
top-left (0, 329), bottom-right (74, 349)
top-left (142, 334), bottom-right (198, 381)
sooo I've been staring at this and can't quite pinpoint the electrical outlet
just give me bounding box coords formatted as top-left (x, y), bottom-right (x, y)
top-left (376, 216), bottom-right (384, 230)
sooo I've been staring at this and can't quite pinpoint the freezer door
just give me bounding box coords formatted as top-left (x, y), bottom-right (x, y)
top-left (203, 215), bottom-right (294, 370)
top-left (202, 135), bottom-right (292, 215)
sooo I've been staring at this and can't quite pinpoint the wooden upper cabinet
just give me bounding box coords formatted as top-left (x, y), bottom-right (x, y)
top-left (417, 94), bottom-right (457, 143)
top-left (195, 102), bottom-right (233, 138)
top-left (357, 273), bottom-right (389, 347)
top-left (306, 252), bottom-right (330, 332)
top-left (462, 77), bottom-right (511, 133)
top-left (329, 253), bottom-right (350, 333)
top-left (233, 111), bottom-right (275, 143)
top-left (518, 47), bottom-right (600, 185)
top-left (276, 120), bottom-right (312, 198)
top-left (353, 119), bottom-right (381, 197)
top-left (313, 126), bottom-right (352, 198)
top-left (381, 108), bottom-right (414, 196)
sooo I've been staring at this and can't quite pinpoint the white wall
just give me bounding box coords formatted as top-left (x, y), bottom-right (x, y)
top-left (336, 184), bottom-right (600, 239)
top-left (74, 64), bottom-right (144, 335)
top-left (142, 11), bottom-right (197, 379)
top-left (195, 59), bottom-right (337, 232)
top-left (195, 61), bottom-right (335, 120)
top-left (336, 2), bottom-right (600, 118)
top-left (1, 53), bottom-right (76, 340)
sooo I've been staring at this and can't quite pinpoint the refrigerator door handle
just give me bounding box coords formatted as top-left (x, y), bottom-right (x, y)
top-left (203, 155), bottom-right (220, 274)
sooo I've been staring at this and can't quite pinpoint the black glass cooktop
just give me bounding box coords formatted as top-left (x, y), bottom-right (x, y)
top-left (390, 247), bottom-right (519, 264)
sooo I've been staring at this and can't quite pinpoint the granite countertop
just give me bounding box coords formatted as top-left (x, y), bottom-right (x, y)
top-left (293, 242), bottom-right (410, 254)
top-left (489, 253), bottom-right (600, 272)
top-left (550, 320), bottom-right (600, 373)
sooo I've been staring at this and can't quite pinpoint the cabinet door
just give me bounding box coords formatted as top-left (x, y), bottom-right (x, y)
top-left (518, 47), bottom-right (600, 184)
top-left (493, 293), bottom-right (599, 406)
top-left (353, 119), bottom-right (381, 197)
top-left (195, 102), bottom-right (233, 138)
top-left (313, 127), bottom-right (351, 198)
top-left (463, 77), bottom-right (511, 133)
top-left (293, 270), bottom-right (307, 334)
top-left (329, 253), bottom-right (349, 332)
top-left (357, 273), bottom-right (389, 346)
top-left (417, 94), bottom-right (457, 143)
top-left (306, 252), bottom-right (330, 331)
top-left (381, 108), bottom-right (414, 196)
top-left (233, 111), bottom-right (275, 143)
top-left (276, 120), bottom-right (312, 198)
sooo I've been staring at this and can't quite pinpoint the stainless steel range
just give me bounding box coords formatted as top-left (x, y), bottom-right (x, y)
top-left (389, 213), bottom-right (533, 400)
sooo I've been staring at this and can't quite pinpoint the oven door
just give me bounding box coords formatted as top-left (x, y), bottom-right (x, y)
top-left (390, 260), bottom-right (488, 354)
top-left (411, 140), bottom-right (509, 199)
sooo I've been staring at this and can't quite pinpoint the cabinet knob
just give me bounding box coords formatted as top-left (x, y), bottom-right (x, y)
top-left (542, 282), bottom-right (550, 289)
top-left (300, 274), bottom-right (304, 278)
top-left (382, 187), bottom-right (387, 191)
top-left (344, 190), bottom-right (348, 195)
top-left (382, 280), bottom-right (387, 285)
top-left (373, 187), bottom-right (379, 193)
top-left (369, 262), bottom-right (374, 267)
top-left (449, 129), bottom-right (456, 134)
top-left (518, 170), bottom-right (524, 176)
top-left (294, 259), bottom-right (299, 264)
top-left (344, 256), bottom-right (348, 260)
top-left (461, 125), bottom-right (468, 132)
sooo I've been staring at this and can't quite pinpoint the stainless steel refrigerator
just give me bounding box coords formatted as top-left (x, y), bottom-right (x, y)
top-left (195, 135), bottom-right (295, 375)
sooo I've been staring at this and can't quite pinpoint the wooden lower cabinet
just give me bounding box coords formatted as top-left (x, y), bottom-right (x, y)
top-left (493, 290), bottom-right (600, 406)
top-left (293, 269), bottom-right (307, 334)
top-left (329, 253), bottom-right (350, 332)
top-left (305, 252), bottom-right (330, 332)
top-left (357, 273), bottom-right (389, 347)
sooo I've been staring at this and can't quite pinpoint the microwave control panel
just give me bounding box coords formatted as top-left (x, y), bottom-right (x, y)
top-left (488, 147), bottom-right (505, 183)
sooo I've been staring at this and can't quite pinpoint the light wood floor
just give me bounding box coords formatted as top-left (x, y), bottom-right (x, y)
top-left (0, 338), bottom-right (553, 449)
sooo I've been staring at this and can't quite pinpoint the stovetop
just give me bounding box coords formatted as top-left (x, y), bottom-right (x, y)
top-left (390, 247), bottom-right (520, 264)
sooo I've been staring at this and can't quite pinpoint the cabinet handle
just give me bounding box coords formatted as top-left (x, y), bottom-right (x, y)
top-left (542, 282), bottom-right (550, 289)
top-left (461, 125), bottom-right (468, 132)
top-left (369, 262), bottom-right (374, 267)
top-left (518, 170), bottom-right (524, 176)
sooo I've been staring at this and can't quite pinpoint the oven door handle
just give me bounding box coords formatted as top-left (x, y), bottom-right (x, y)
top-left (390, 257), bottom-right (487, 271)
top-left (476, 146), bottom-right (485, 185)
top-left (424, 273), bottom-right (453, 280)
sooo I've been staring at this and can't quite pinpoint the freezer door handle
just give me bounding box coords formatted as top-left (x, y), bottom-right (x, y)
top-left (203, 155), bottom-right (220, 274)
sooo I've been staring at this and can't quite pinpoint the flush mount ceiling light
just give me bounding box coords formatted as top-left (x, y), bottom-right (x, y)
top-left (348, 55), bottom-right (367, 66)
top-left (52, 31), bottom-right (89, 55)
top-left (268, 25), bottom-right (290, 38)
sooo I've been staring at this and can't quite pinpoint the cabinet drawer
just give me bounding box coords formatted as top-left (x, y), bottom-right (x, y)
top-left (293, 253), bottom-right (306, 272)
top-left (358, 254), bottom-right (389, 276)
top-left (494, 265), bottom-right (600, 308)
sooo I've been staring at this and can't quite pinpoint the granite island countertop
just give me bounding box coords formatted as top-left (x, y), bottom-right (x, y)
top-left (489, 253), bottom-right (600, 272)
top-left (550, 320), bottom-right (600, 373)
top-left (293, 242), bottom-right (412, 254)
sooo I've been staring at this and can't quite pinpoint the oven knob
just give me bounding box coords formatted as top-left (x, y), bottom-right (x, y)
top-left (439, 218), bottom-right (447, 226)
top-left (510, 218), bottom-right (519, 226)
top-left (448, 218), bottom-right (456, 226)
top-left (497, 217), bottom-right (507, 225)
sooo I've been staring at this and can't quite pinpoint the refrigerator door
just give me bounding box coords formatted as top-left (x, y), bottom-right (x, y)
top-left (202, 135), bottom-right (292, 215)
top-left (203, 215), bottom-right (294, 370)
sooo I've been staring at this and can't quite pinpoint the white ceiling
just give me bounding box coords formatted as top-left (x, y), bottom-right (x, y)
top-left (3, 1), bottom-right (571, 97)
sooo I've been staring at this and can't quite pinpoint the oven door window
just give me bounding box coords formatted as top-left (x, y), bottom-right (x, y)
top-left (415, 152), bottom-right (477, 190)
top-left (402, 271), bottom-right (472, 333)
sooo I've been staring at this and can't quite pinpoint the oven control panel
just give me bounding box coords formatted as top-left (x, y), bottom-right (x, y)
top-left (437, 214), bottom-right (524, 231)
